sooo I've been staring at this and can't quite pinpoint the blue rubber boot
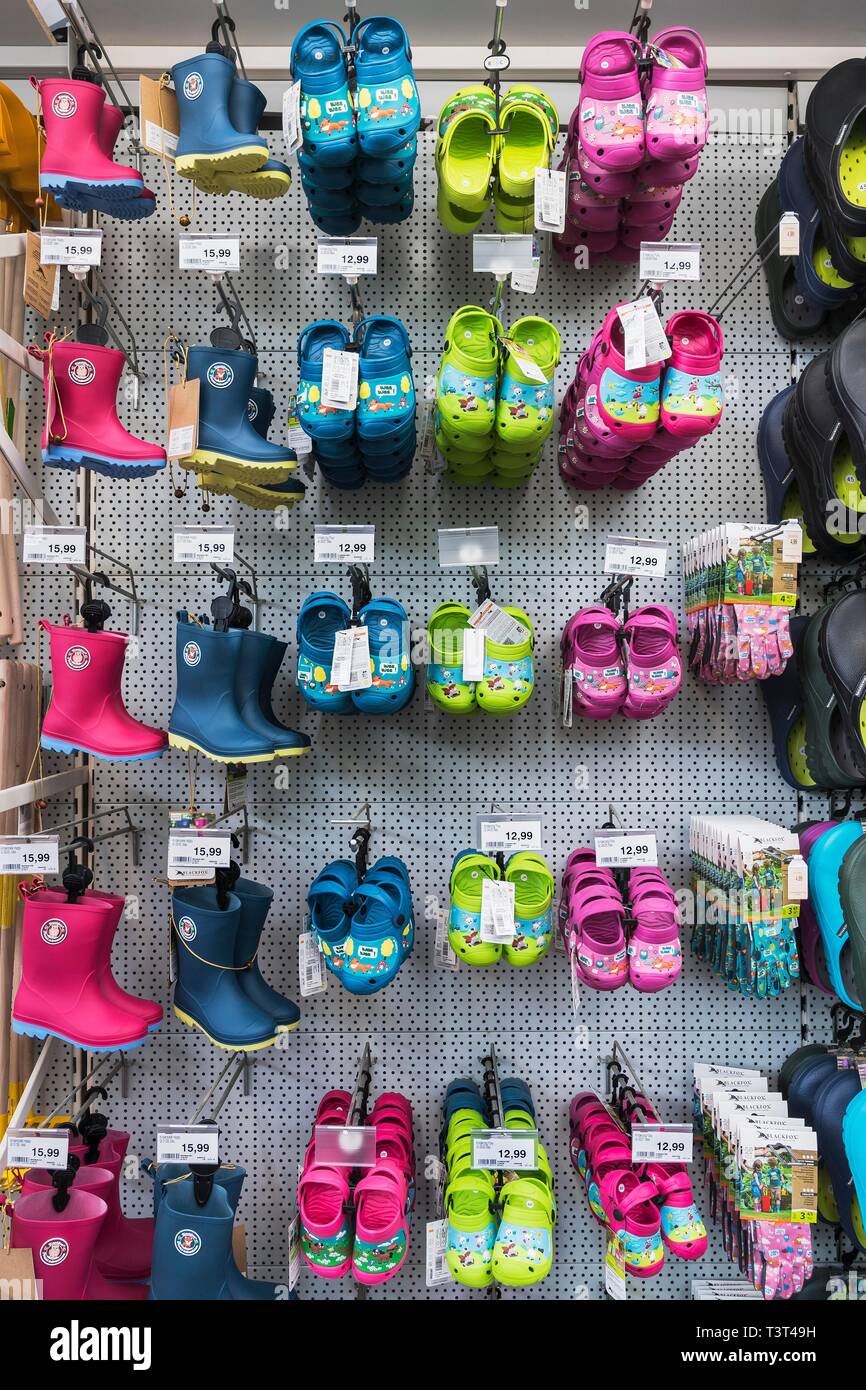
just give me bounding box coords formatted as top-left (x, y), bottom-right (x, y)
top-left (247, 385), bottom-right (275, 439)
top-left (169, 615), bottom-right (279, 763)
top-left (144, 1160), bottom-right (244, 1215)
top-left (236, 629), bottom-right (311, 756)
top-left (171, 884), bottom-right (278, 1050)
top-left (150, 1177), bottom-right (283, 1299)
top-left (233, 876), bottom-right (301, 1030)
top-left (185, 346), bottom-right (296, 484)
top-left (198, 77), bottom-right (291, 199)
top-left (170, 47), bottom-right (268, 182)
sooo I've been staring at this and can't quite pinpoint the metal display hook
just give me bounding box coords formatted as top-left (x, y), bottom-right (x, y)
top-left (213, 276), bottom-right (257, 355)
top-left (58, 1), bottom-right (144, 162)
top-left (42, 1051), bottom-right (129, 1126)
top-left (188, 1050), bottom-right (251, 1124)
top-left (599, 574), bottom-right (633, 621)
top-left (39, 804), bottom-right (142, 866)
top-left (483, 1), bottom-right (511, 138)
top-left (707, 217), bottom-right (783, 322)
top-left (628, 0), bottom-right (653, 47)
top-left (329, 802), bottom-right (373, 878)
top-left (480, 1043), bottom-right (505, 1133)
top-left (604, 1040), bottom-right (664, 1122)
top-left (345, 1042), bottom-right (374, 1129)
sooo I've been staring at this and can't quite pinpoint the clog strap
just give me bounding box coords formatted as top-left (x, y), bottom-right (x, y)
top-left (353, 313), bottom-right (412, 358)
top-left (603, 1176), bottom-right (660, 1220)
top-left (623, 604), bottom-right (678, 638)
top-left (499, 1175), bottom-right (555, 1218)
top-left (297, 320), bottom-right (350, 365)
top-left (355, 1157), bottom-right (408, 1204)
top-left (664, 310), bottom-right (723, 357)
top-left (298, 1162), bottom-right (351, 1199)
top-left (650, 26), bottom-right (708, 73)
top-left (445, 1169), bottom-right (496, 1205)
top-left (579, 31), bottom-right (642, 83)
top-left (352, 15), bottom-right (412, 60)
top-left (642, 1163), bottom-right (693, 1200)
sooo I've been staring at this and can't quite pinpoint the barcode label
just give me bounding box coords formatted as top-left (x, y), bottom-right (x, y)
top-left (426, 1219), bottom-right (450, 1285)
top-left (299, 931), bottom-right (327, 996)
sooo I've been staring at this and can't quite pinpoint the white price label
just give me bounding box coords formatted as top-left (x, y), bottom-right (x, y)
top-left (167, 425), bottom-right (195, 460)
top-left (331, 626), bottom-right (372, 692)
top-left (480, 877), bottom-right (516, 941)
top-left (320, 347), bottom-right (359, 411)
top-left (7, 1127), bottom-right (69, 1171)
top-left (477, 816), bottom-right (542, 855)
top-left (156, 1124), bottom-right (219, 1165)
top-left (316, 237), bottom-right (378, 276)
top-left (0, 836), bottom-right (59, 874)
top-left (511, 257), bottom-right (540, 294)
top-left (168, 830), bottom-right (231, 876)
top-left (23, 526), bottom-right (86, 564)
top-left (173, 527), bottom-right (235, 563)
top-left (639, 241), bottom-right (701, 282)
top-left (787, 854), bottom-right (808, 900)
top-left (433, 912), bottom-right (459, 971)
top-left (178, 234), bottom-right (240, 273)
top-left (288, 1214), bottom-right (301, 1289)
top-left (782, 523), bottom-right (803, 564)
top-left (313, 524), bottom-right (375, 564)
top-left (461, 628), bottom-right (485, 682)
top-left (631, 1124), bottom-right (693, 1164)
top-left (40, 229), bottom-right (102, 268)
top-left (472, 234), bottom-right (535, 275)
top-left (438, 526), bottom-right (500, 568)
top-left (534, 167), bottom-right (566, 233)
top-left (604, 534), bottom-right (668, 577)
top-left (594, 831), bottom-right (658, 868)
top-left (470, 1129), bottom-right (539, 1171)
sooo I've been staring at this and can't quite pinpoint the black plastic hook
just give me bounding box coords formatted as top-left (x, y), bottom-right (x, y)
top-left (51, 1153), bottom-right (81, 1213)
top-left (80, 575), bottom-right (111, 633)
top-left (63, 836), bottom-right (94, 904)
top-left (349, 564), bottom-right (372, 622)
top-left (470, 566), bottom-right (491, 607)
top-left (351, 826), bottom-right (370, 880)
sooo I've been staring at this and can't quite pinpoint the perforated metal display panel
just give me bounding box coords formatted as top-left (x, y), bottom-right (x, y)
top-left (15, 114), bottom-right (841, 1299)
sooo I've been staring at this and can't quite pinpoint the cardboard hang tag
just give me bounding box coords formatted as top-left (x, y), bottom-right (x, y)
top-left (0, 1246), bottom-right (38, 1300)
top-left (167, 378), bottom-right (199, 460)
top-left (24, 230), bottom-right (57, 319)
top-left (139, 75), bottom-right (179, 159)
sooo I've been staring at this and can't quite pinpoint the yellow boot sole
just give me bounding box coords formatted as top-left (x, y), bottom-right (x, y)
top-left (173, 1006), bottom-right (279, 1051)
top-left (187, 449), bottom-right (296, 485)
top-left (168, 732), bottom-right (274, 764)
top-left (175, 144), bottom-right (268, 180)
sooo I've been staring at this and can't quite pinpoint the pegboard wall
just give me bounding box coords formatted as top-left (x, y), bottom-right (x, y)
top-left (8, 88), bottom-right (844, 1299)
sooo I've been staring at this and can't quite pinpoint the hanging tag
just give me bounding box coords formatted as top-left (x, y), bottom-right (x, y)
top-left (480, 878), bottom-right (516, 941)
top-left (604, 1233), bottom-right (627, 1300)
top-left (779, 212), bottom-right (800, 256)
top-left (224, 765), bottom-right (247, 815)
top-left (787, 854), bottom-right (808, 900)
top-left (617, 301), bottom-right (647, 371)
top-left (641, 298), bottom-right (672, 365)
top-left (332, 627), bottom-right (372, 692)
top-left (425, 1220), bottom-right (450, 1286)
top-left (781, 523), bottom-right (803, 564)
top-left (282, 81), bottom-right (303, 156)
top-left (299, 931), bottom-right (327, 997)
top-left (570, 950), bottom-right (581, 1018)
top-left (139, 75), bottom-right (179, 158)
top-left (288, 1215), bottom-right (302, 1289)
top-left (500, 336), bottom-right (548, 385)
top-left (533, 167), bottom-right (566, 233)
top-left (433, 911), bottom-right (459, 970)
top-left (461, 628), bottom-right (485, 682)
top-left (287, 410), bottom-right (313, 456)
top-left (511, 253), bottom-right (540, 294)
top-left (6, 1127), bottom-right (69, 1171)
top-left (24, 230), bottom-right (58, 318)
top-left (417, 399), bottom-right (437, 464)
top-left (467, 599), bottom-right (530, 645)
top-left (23, 526), bottom-right (86, 565)
top-left (167, 379), bottom-right (199, 459)
top-left (320, 348), bottom-right (359, 411)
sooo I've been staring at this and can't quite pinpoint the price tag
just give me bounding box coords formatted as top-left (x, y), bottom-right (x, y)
top-left (433, 912), bottom-right (459, 970)
top-left (477, 815), bottom-right (542, 855)
top-left (299, 930), bottom-right (327, 996)
top-left (594, 831), bottom-right (658, 868)
top-left (470, 1129), bottom-right (539, 1171)
top-left (605, 1232), bottom-right (627, 1300)
top-left (461, 628), bottom-right (485, 682)
top-left (178, 233), bottom-right (240, 273)
top-left (787, 854), bottom-right (808, 900)
top-left (288, 1214), bottom-right (301, 1289)
top-left (331, 627), bottom-right (372, 692)
top-left (781, 523), bottom-right (803, 564)
top-left (287, 410), bottom-right (313, 456)
top-left (224, 766), bottom-right (247, 815)
top-left (156, 1124), bottom-right (219, 1165)
top-left (0, 836), bottom-right (59, 874)
top-left (534, 167), bottom-right (566, 233)
top-left (438, 526), bottom-right (500, 567)
top-left (426, 1219), bottom-right (451, 1286)
top-left (282, 81), bottom-right (303, 156)
top-left (638, 240), bottom-right (701, 282)
top-left (167, 830), bottom-right (231, 878)
top-left (173, 527), bottom-right (235, 563)
top-left (473, 234), bottom-right (535, 275)
top-left (23, 526), bottom-right (86, 564)
top-left (604, 534), bottom-right (668, 577)
top-left (631, 1124), bottom-right (693, 1164)
top-left (480, 877), bottom-right (516, 942)
top-left (314, 524), bottom-right (375, 564)
top-left (316, 237), bottom-right (378, 276)
top-left (779, 212), bottom-right (800, 256)
top-left (40, 228), bottom-right (103, 268)
top-left (511, 255), bottom-right (540, 294)
top-left (320, 347), bottom-right (359, 410)
top-left (6, 1127), bottom-right (69, 1171)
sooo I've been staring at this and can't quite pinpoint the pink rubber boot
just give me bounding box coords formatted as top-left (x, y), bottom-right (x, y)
top-left (11, 1187), bottom-right (108, 1298)
top-left (30, 335), bottom-right (166, 478)
top-left (71, 1134), bottom-right (154, 1280)
top-left (34, 75), bottom-right (148, 213)
top-left (37, 887), bottom-right (162, 1032)
top-left (39, 617), bottom-right (167, 761)
top-left (12, 886), bottom-right (150, 1051)
top-left (21, 1164), bottom-right (149, 1298)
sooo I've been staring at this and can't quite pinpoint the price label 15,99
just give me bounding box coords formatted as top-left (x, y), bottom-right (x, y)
top-left (178, 234), bottom-right (240, 273)
top-left (23, 526), bottom-right (87, 565)
top-left (0, 836), bottom-right (60, 875)
top-left (40, 228), bottom-right (103, 268)
top-left (167, 831), bottom-right (231, 880)
top-left (7, 1127), bottom-right (70, 1171)
top-left (173, 527), bottom-right (235, 564)
top-left (156, 1124), bottom-right (219, 1165)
